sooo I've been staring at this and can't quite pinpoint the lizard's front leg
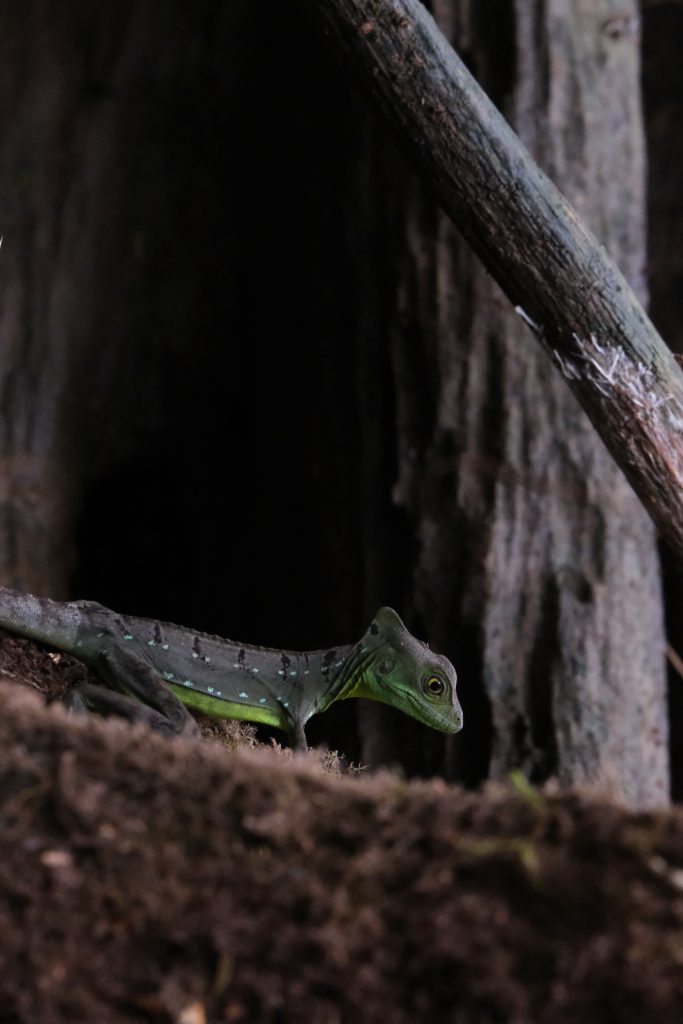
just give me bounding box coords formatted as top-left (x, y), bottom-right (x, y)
top-left (289, 720), bottom-right (308, 752)
top-left (72, 644), bottom-right (200, 738)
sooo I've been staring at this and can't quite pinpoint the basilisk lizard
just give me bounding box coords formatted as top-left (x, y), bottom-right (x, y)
top-left (0, 586), bottom-right (462, 749)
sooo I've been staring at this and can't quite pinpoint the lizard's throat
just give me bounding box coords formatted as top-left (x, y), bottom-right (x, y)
top-left (321, 641), bottom-right (386, 709)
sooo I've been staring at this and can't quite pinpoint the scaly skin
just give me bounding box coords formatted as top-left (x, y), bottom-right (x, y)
top-left (0, 587), bottom-right (463, 749)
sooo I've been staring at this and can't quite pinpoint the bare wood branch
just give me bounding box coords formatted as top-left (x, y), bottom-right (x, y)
top-left (312, 0), bottom-right (683, 560)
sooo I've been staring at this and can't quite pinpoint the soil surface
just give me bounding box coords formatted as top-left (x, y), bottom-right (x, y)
top-left (2, 633), bottom-right (683, 1023)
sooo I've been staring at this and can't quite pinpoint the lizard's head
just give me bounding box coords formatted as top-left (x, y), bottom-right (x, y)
top-left (354, 607), bottom-right (463, 735)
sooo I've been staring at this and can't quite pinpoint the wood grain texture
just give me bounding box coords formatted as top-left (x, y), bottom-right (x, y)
top-left (313, 0), bottom-right (683, 564)
top-left (315, 0), bottom-right (669, 806)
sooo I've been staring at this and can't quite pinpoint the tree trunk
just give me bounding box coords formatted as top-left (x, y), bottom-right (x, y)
top-left (0, 1), bottom-right (670, 806)
top-left (349, 0), bottom-right (668, 807)
top-left (643, 0), bottom-right (683, 800)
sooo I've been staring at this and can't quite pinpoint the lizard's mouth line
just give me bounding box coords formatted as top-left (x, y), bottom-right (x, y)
top-left (370, 674), bottom-right (461, 733)
top-left (402, 688), bottom-right (463, 734)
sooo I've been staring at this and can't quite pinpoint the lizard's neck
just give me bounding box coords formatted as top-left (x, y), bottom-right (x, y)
top-left (301, 643), bottom-right (355, 701)
top-left (315, 640), bottom-right (374, 713)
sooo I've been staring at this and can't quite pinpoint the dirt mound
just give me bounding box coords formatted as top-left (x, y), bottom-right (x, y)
top-left (1, 661), bottom-right (683, 1022)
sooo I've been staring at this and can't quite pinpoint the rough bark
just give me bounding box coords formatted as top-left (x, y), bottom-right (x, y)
top-left (643, 0), bottom-right (683, 798)
top-left (0, 3), bottom-right (168, 595)
top-left (333, 1), bottom-right (668, 806)
top-left (313, 0), bottom-right (683, 566)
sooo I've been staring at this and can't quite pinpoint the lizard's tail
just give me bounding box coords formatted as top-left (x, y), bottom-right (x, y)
top-left (0, 585), bottom-right (82, 653)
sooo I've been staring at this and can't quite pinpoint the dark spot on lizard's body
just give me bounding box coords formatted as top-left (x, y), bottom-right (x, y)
top-left (193, 635), bottom-right (202, 658)
top-left (281, 653), bottom-right (291, 674)
top-left (321, 649), bottom-right (337, 677)
top-left (370, 622), bottom-right (379, 636)
top-left (238, 649), bottom-right (246, 669)
top-left (115, 617), bottom-right (134, 640)
top-left (154, 623), bottom-right (162, 645)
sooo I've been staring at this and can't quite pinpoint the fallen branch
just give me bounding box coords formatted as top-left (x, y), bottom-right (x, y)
top-left (312, 0), bottom-right (683, 559)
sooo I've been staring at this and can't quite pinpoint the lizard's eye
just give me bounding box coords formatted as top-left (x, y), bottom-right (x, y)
top-left (424, 675), bottom-right (445, 696)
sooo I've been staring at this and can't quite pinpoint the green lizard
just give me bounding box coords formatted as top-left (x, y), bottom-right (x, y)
top-left (0, 586), bottom-right (462, 749)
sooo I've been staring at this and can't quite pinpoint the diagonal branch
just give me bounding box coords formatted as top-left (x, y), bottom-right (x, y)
top-left (312, 0), bottom-right (683, 560)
